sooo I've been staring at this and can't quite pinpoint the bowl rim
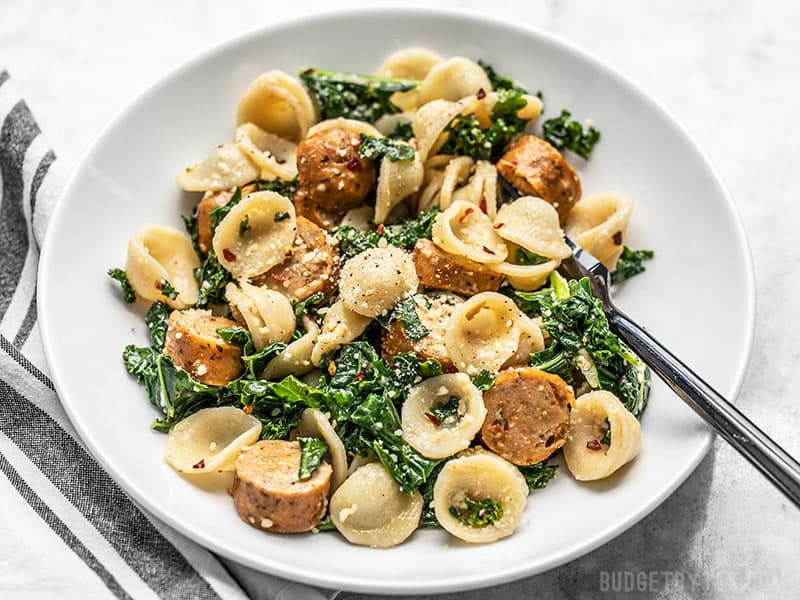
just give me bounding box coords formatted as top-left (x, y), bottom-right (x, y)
top-left (38, 5), bottom-right (756, 594)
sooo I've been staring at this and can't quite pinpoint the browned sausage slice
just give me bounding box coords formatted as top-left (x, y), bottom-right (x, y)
top-left (412, 239), bottom-right (503, 296)
top-left (251, 216), bottom-right (339, 302)
top-left (232, 440), bottom-right (332, 533)
top-left (195, 183), bottom-right (257, 254)
top-left (481, 367), bottom-right (574, 465)
top-left (381, 292), bottom-right (464, 371)
top-left (496, 135), bottom-right (582, 224)
top-left (163, 309), bottom-right (243, 386)
top-left (296, 127), bottom-right (377, 213)
top-left (293, 188), bottom-right (345, 232)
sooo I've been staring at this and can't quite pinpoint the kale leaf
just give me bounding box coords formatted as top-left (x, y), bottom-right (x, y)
top-left (387, 121), bottom-right (414, 140)
top-left (515, 247), bottom-right (549, 266)
top-left (208, 187), bottom-right (242, 235)
top-left (610, 247), bottom-right (654, 284)
top-left (194, 250), bottom-right (232, 307)
top-left (472, 369), bottom-right (496, 392)
top-left (216, 326), bottom-right (287, 380)
top-left (449, 497), bottom-right (504, 527)
top-left (300, 68), bottom-right (418, 123)
top-left (428, 395), bottom-right (460, 424)
top-left (376, 296), bottom-right (429, 341)
top-left (182, 212), bottom-right (200, 254)
top-left (107, 268), bottom-right (136, 303)
top-left (518, 460), bottom-right (558, 491)
top-left (358, 134), bottom-right (415, 162)
top-left (477, 59), bottom-right (527, 93)
top-left (334, 208), bottom-right (439, 261)
top-left (256, 177), bottom-right (299, 198)
top-left (293, 291), bottom-right (325, 340)
top-left (297, 437), bottom-right (329, 479)
top-left (144, 301), bottom-right (170, 350)
top-left (542, 109), bottom-right (601, 159)
top-left (159, 279), bottom-right (178, 300)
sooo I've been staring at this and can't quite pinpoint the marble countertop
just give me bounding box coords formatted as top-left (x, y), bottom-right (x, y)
top-left (2, 1), bottom-right (797, 598)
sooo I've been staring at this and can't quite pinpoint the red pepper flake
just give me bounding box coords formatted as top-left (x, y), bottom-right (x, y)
top-left (355, 371), bottom-right (366, 381)
top-left (482, 245), bottom-right (496, 255)
top-left (425, 412), bottom-right (442, 427)
top-left (301, 68), bottom-right (315, 76)
top-left (493, 222), bottom-right (504, 229)
top-left (586, 440), bottom-right (603, 451)
top-left (192, 459), bottom-right (206, 469)
top-left (271, 272), bottom-right (290, 281)
top-left (612, 231), bottom-right (623, 245)
top-left (242, 404), bottom-right (253, 415)
top-left (328, 361), bottom-right (337, 376)
top-left (346, 157), bottom-right (362, 172)
top-left (479, 198), bottom-right (488, 213)
top-left (489, 421), bottom-right (503, 435)
top-left (476, 88), bottom-right (486, 100)
top-left (222, 248), bottom-right (237, 262)
top-left (459, 207), bottom-right (474, 224)
top-left (275, 158), bottom-right (286, 165)
top-left (376, 223), bottom-right (385, 236)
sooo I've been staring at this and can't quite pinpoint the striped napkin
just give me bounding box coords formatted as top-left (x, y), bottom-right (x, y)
top-left (0, 71), bottom-right (338, 600)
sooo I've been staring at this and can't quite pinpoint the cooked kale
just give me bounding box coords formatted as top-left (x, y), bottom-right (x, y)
top-left (297, 437), bottom-right (329, 479)
top-left (293, 291), bottom-right (325, 340)
top-left (542, 109), bottom-right (601, 160)
top-left (471, 369), bottom-right (496, 392)
top-left (216, 326), bottom-right (287, 380)
top-left (194, 250), bottom-right (231, 307)
top-left (518, 460), bottom-right (558, 491)
top-left (387, 121), bottom-right (414, 140)
top-left (238, 214), bottom-right (251, 236)
top-left (107, 268), bottom-right (136, 303)
top-left (208, 187), bottom-right (242, 235)
top-left (428, 395), bottom-right (460, 424)
top-left (159, 279), bottom-right (178, 300)
top-left (449, 497), bottom-right (504, 527)
top-left (273, 211), bottom-right (290, 222)
top-left (376, 296), bottom-right (429, 341)
top-left (256, 177), bottom-right (299, 198)
top-left (419, 459), bottom-right (449, 528)
top-left (610, 247), bottom-right (654, 284)
top-left (477, 59), bottom-right (527, 93)
top-left (334, 208), bottom-right (439, 261)
top-left (182, 212), bottom-right (200, 254)
top-left (515, 273), bottom-right (651, 416)
top-left (299, 68), bottom-right (418, 123)
top-left (358, 134), bottom-right (415, 162)
top-left (515, 247), bottom-right (549, 266)
top-left (144, 301), bottom-right (170, 350)
top-left (600, 419), bottom-right (612, 447)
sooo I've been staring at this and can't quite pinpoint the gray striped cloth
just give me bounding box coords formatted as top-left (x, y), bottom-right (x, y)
top-left (0, 71), bottom-right (338, 600)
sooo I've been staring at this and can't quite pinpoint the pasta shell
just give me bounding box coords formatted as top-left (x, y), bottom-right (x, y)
top-left (306, 117), bottom-right (382, 140)
top-left (237, 70), bottom-right (316, 142)
top-left (565, 193), bottom-right (634, 270)
top-left (339, 206), bottom-right (374, 231)
top-left (494, 196), bottom-right (572, 260)
top-left (433, 450), bottom-right (528, 543)
top-left (491, 242), bottom-right (560, 292)
top-left (125, 225), bottom-right (200, 309)
top-left (432, 199), bottom-right (507, 264)
top-left (339, 246), bottom-right (419, 318)
top-left (310, 299), bottom-right (372, 366)
top-left (451, 159), bottom-right (498, 220)
top-left (563, 390), bottom-right (642, 481)
top-left (376, 48), bottom-right (444, 80)
top-left (225, 281), bottom-right (294, 350)
top-left (401, 373), bottom-right (486, 459)
top-left (164, 407), bottom-right (262, 474)
top-left (374, 144), bottom-right (424, 224)
top-left (176, 142), bottom-right (259, 192)
top-left (438, 156), bottom-right (474, 212)
top-left (293, 408), bottom-right (349, 492)
top-left (503, 313), bottom-right (546, 367)
top-left (262, 316), bottom-right (320, 380)
top-left (330, 462), bottom-right (423, 548)
top-left (417, 57), bottom-right (493, 105)
top-left (211, 191), bottom-right (296, 279)
top-left (444, 291), bottom-right (522, 374)
top-left (412, 98), bottom-right (477, 162)
top-left (235, 123), bottom-right (298, 182)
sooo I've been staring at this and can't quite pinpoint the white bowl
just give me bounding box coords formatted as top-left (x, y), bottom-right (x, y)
top-left (38, 8), bottom-right (755, 595)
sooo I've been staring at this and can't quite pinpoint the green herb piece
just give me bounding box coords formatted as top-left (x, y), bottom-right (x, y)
top-left (216, 326), bottom-right (287, 380)
top-left (449, 497), bottom-right (504, 527)
top-left (472, 370), bottom-right (496, 392)
top-left (182, 212), bottom-right (200, 254)
top-left (419, 460), bottom-right (449, 528)
top-left (518, 461), bottom-right (558, 491)
top-left (610, 247), bottom-right (654, 284)
top-left (293, 291), bottom-right (325, 340)
top-left (273, 212), bottom-right (290, 222)
top-left (477, 59), bottom-right (527, 93)
top-left (358, 134), bottom-right (415, 162)
top-left (159, 279), bottom-right (178, 300)
top-left (542, 109), bottom-right (601, 160)
top-left (300, 68), bottom-right (419, 123)
top-left (256, 177), bottom-right (299, 198)
top-left (239, 215), bottom-right (251, 236)
top-left (387, 121), bottom-right (414, 140)
top-left (144, 301), bottom-right (170, 350)
top-left (297, 437), bottom-right (329, 479)
top-left (208, 187), bottom-right (242, 236)
top-left (600, 419), bottom-right (612, 447)
top-left (377, 296), bottom-right (429, 341)
top-left (107, 268), bottom-right (136, 303)
top-left (194, 250), bottom-right (232, 307)
top-left (429, 395), bottom-right (460, 425)
top-left (334, 208), bottom-right (439, 261)
top-left (515, 247), bottom-right (549, 266)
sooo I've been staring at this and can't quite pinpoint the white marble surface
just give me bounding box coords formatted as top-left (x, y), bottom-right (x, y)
top-left (2, 1), bottom-right (799, 598)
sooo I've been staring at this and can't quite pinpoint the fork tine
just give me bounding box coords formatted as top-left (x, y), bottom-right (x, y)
top-left (560, 235), bottom-right (613, 306)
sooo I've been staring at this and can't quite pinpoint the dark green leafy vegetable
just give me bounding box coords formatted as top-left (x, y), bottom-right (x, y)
top-left (239, 214), bottom-right (251, 236)
top-left (297, 437), bottom-right (329, 479)
top-left (159, 279), bottom-right (178, 300)
top-left (542, 109), bottom-right (601, 160)
top-left (518, 461), bottom-right (558, 491)
top-left (273, 212), bottom-right (290, 222)
top-left (256, 177), bottom-right (299, 198)
top-left (144, 301), bottom-right (170, 350)
top-left (216, 326), bottom-right (287, 380)
top-left (209, 187), bottom-right (242, 236)
top-left (449, 497), bottom-right (504, 527)
top-left (107, 268), bottom-right (136, 303)
top-left (515, 247), bottom-right (549, 266)
top-left (293, 291), bottom-right (324, 340)
top-left (376, 296), bottom-right (429, 341)
top-left (471, 370), bottom-right (496, 392)
top-left (428, 395), bottom-right (460, 425)
top-left (334, 208), bottom-right (439, 261)
top-left (477, 59), bottom-right (527, 93)
top-left (600, 419), bottom-right (612, 447)
top-left (419, 459), bottom-right (449, 528)
top-left (610, 247), bottom-right (654, 284)
top-left (358, 134), bottom-right (415, 162)
top-left (194, 250), bottom-right (232, 307)
top-left (300, 68), bottom-right (418, 123)
top-left (387, 121), bottom-right (414, 140)
top-left (182, 212), bottom-right (200, 254)
top-left (515, 273), bottom-right (651, 416)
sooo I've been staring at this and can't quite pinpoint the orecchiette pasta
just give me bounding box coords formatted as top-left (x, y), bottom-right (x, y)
top-left (306, 117), bottom-right (382, 140)
top-left (310, 299), bottom-right (372, 366)
top-left (125, 225), bottom-right (200, 309)
top-left (236, 70), bottom-right (316, 142)
top-left (164, 407), bottom-right (262, 474)
top-left (176, 142), bottom-right (259, 192)
top-left (444, 292), bottom-right (522, 374)
top-left (225, 281), bottom-right (295, 350)
top-left (503, 313), bottom-right (546, 367)
top-left (563, 390), bottom-right (642, 481)
top-left (412, 97), bottom-right (477, 161)
top-left (262, 316), bottom-right (319, 379)
top-left (211, 191), bottom-right (296, 279)
top-left (338, 246), bottom-right (419, 317)
top-left (565, 193), bottom-right (634, 270)
top-left (329, 462), bottom-right (423, 548)
top-left (235, 123), bottom-right (298, 182)
top-left (432, 199), bottom-right (507, 264)
top-left (401, 373), bottom-right (486, 459)
top-left (437, 156), bottom-right (474, 211)
top-left (294, 408), bottom-right (349, 492)
top-left (374, 145), bottom-right (424, 224)
top-left (339, 206), bottom-right (374, 231)
top-left (376, 47), bottom-right (444, 80)
top-left (451, 159), bottom-right (499, 220)
top-left (433, 451), bottom-right (529, 543)
top-left (417, 57), bottom-right (492, 105)
top-left (494, 196), bottom-right (572, 260)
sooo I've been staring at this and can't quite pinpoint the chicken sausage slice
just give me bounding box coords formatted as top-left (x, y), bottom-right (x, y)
top-left (412, 239), bottom-right (503, 297)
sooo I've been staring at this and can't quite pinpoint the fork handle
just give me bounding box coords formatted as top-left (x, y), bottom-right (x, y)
top-left (610, 309), bottom-right (800, 508)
